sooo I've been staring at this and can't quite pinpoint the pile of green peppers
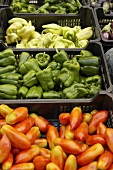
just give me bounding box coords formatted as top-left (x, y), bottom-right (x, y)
top-left (10, 0), bottom-right (37, 13)
top-left (36, 0), bottom-right (82, 14)
top-left (0, 49), bottom-right (21, 99)
top-left (10, 0), bottom-right (82, 14)
top-left (0, 49), bottom-right (101, 99)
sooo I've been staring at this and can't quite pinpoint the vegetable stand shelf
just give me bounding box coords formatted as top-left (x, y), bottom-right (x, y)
top-left (0, 41), bottom-right (112, 100)
top-left (94, 7), bottom-right (113, 48)
top-left (0, 0), bottom-right (90, 14)
top-left (0, 7), bottom-right (100, 49)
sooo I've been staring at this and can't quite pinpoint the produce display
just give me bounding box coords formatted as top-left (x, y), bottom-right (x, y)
top-left (10, 0), bottom-right (82, 14)
top-left (101, 22), bottom-right (113, 40)
top-left (0, 104), bottom-right (112, 169)
top-left (5, 18), bottom-right (93, 48)
top-left (0, 48), bottom-right (102, 99)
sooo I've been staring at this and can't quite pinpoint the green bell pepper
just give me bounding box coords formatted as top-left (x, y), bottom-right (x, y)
top-left (36, 68), bottom-right (54, 91)
top-left (88, 85), bottom-right (101, 98)
top-left (63, 59), bottom-right (80, 83)
top-left (26, 86), bottom-right (43, 99)
top-left (2, 48), bottom-right (14, 58)
top-left (80, 50), bottom-right (93, 57)
top-left (43, 90), bottom-right (62, 99)
top-left (0, 73), bottom-right (22, 86)
top-left (23, 70), bottom-right (39, 87)
top-left (0, 73), bottom-right (22, 80)
top-left (0, 84), bottom-right (17, 99)
top-left (27, 4), bottom-right (37, 13)
top-left (80, 66), bottom-right (99, 76)
top-left (18, 86), bottom-right (28, 99)
top-left (47, 61), bottom-right (61, 70)
top-left (0, 56), bottom-right (16, 67)
top-left (63, 83), bottom-right (88, 99)
top-left (19, 52), bottom-right (31, 67)
top-left (0, 65), bottom-right (16, 74)
top-left (19, 58), bottom-right (41, 75)
top-left (52, 70), bottom-right (60, 83)
top-left (53, 49), bottom-right (69, 65)
top-left (85, 75), bottom-right (102, 86)
top-left (35, 52), bottom-right (51, 69)
top-left (57, 67), bottom-right (74, 87)
top-left (78, 56), bottom-right (100, 67)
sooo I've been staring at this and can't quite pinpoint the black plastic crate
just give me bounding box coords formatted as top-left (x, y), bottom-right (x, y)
top-left (0, 91), bottom-right (113, 129)
top-left (94, 7), bottom-right (113, 47)
top-left (0, 0), bottom-right (90, 11)
top-left (0, 40), bottom-right (112, 99)
top-left (0, 7), bottom-right (100, 49)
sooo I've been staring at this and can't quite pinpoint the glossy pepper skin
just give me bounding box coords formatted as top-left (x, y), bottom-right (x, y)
top-left (50, 146), bottom-right (65, 170)
top-left (2, 153), bottom-right (13, 170)
top-left (85, 134), bottom-right (106, 146)
top-left (63, 83), bottom-right (88, 99)
top-left (108, 163), bottom-right (113, 170)
top-left (6, 107), bottom-right (28, 125)
top-left (97, 151), bottom-right (113, 169)
top-left (46, 162), bottom-right (61, 170)
top-left (18, 52), bottom-right (31, 67)
top-left (0, 119), bottom-right (6, 127)
top-left (64, 154), bottom-right (77, 170)
top-left (0, 65), bottom-right (16, 75)
top-left (13, 117), bottom-right (34, 133)
top-left (88, 110), bottom-right (108, 134)
top-left (105, 128), bottom-right (113, 152)
top-left (26, 86), bottom-right (43, 99)
top-left (97, 122), bottom-right (107, 138)
top-left (43, 90), bottom-right (62, 99)
top-left (64, 124), bottom-right (75, 140)
top-left (18, 86), bottom-right (28, 99)
top-left (23, 70), bottom-right (38, 88)
top-left (69, 107), bottom-right (82, 130)
top-left (47, 61), bottom-right (61, 70)
top-left (46, 125), bottom-right (59, 149)
top-left (36, 68), bottom-right (54, 91)
top-left (26, 126), bottom-right (41, 144)
top-left (39, 148), bottom-right (51, 159)
top-left (59, 125), bottom-right (66, 138)
top-left (30, 113), bottom-right (48, 132)
top-left (0, 104), bottom-right (13, 118)
top-left (63, 59), bottom-right (80, 83)
top-left (0, 84), bottom-right (17, 99)
top-left (19, 58), bottom-right (41, 75)
top-left (0, 133), bottom-right (11, 164)
top-left (1, 125), bottom-right (31, 149)
top-left (85, 75), bottom-right (101, 87)
top-left (10, 163), bottom-right (34, 170)
top-left (80, 66), bottom-right (99, 76)
top-left (82, 113), bottom-right (92, 124)
top-left (15, 144), bottom-right (40, 164)
top-left (0, 73), bottom-right (22, 86)
top-left (53, 138), bottom-right (82, 155)
top-left (59, 113), bottom-right (70, 125)
top-left (58, 67), bottom-right (74, 87)
top-left (33, 155), bottom-right (50, 170)
top-left (74, 122), bottom-right (88, 141)
top-left (77, 143), bottom-right (104, 166)
top-left (78, 161), bottom-right (97, 170)
top-left (34, 138), bottom-right (47, 148)
top-left (53, 49), bottom-right (69, 66)
top-left (35, 52), bottom-right (51, 69)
